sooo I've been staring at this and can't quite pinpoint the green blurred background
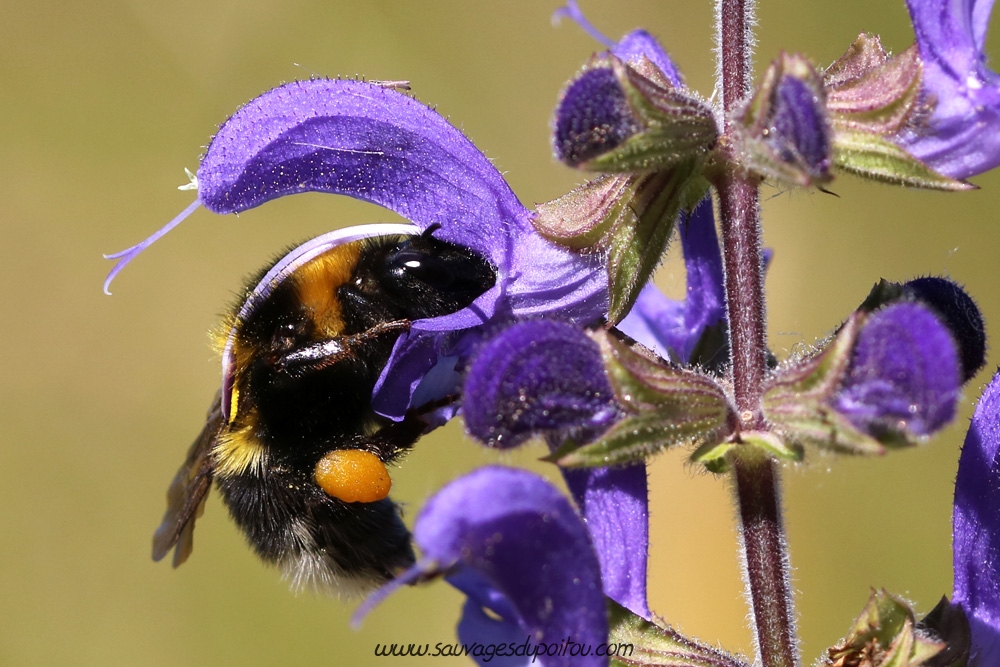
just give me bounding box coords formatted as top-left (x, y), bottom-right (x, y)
top-left (2, 1), bottom-right (998, 664)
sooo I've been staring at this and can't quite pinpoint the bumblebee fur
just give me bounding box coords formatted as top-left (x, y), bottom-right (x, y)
top-left (153, 228), bottom-right (496, 595)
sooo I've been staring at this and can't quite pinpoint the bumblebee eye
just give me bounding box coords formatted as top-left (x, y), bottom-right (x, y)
top-left (388, 249), bottom-right (457, 289)
top-left (271, 321), bottom-right (308, 354)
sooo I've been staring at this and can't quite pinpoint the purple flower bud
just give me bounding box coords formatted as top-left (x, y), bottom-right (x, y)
top-left (898, 0), bottom-right (1000, 179)
top-left (553, 66), bottom-right (642, 167)
top-left (551, 13), bottom-right (712, 172)
top-left (736, 53), bottom-right (831, 186)
top-left (953, 370), bottom-right (1000, 663)
top-left (463, 320), bottom-right (620, 449)
top-left (769, 73), bottom-right (831, 179)
top-left (833, 302), bottom-right (960, 439)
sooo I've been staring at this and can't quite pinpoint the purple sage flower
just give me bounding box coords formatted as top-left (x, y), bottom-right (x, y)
top-left (551, 2), bottom-right (707, 171)
top-left (463, 320), bottom-right (621, 450)
top-left (768, 71), bottom-right (832, 182)
top-left (953, 369), bottom-right (1000, 664)
top-left (357, 467), bottom-right (608, 667)
top-left (462, 320), bottom-right (649, 619)
top-left (106, 79), bottom-right (608, 420)
top-left (898, 0), bottom-right (1000, 178)
top-left (832, 302), bottom-right (961, 439)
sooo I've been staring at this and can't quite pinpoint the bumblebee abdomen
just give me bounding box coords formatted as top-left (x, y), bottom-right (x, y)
top-left (216, 465), bottom-right (414, 594)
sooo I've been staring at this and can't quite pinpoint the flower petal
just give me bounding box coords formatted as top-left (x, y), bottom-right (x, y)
top-left (562, 465), bottom-right (650, 619)
top-left (460, 321), bottom-right (649, 617)
top-left (769, 72), bottom-right (831, 179)
top-left (616, 197), bottom-right (725, 364)
top-left (832, 302), bottom-right (960, 438)
top-left (197, 77), bottom-right (608, 322)
top-left (611, 30), bottom-right (683, 87)
top-left (899, 0), bottom-right (1000, 178)
top-left (198, 79), bottom-right (525, 236)
top-left (954, 369), bottom-right (1000, 662)
top-left (414, 467), bottom-right (608, 667)
top-left (462, 320), bottom-right (620, 449)
top-left (194, 79), bottom-right (608, 419)
top-left (553, 66), bottom-right (641, 167)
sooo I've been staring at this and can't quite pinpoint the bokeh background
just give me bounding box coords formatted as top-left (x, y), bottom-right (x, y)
top-left (2, 1), bottom-right (998, 664)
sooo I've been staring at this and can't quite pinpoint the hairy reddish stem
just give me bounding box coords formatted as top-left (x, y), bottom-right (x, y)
top-left (717, 1), bottom-right (799, 666)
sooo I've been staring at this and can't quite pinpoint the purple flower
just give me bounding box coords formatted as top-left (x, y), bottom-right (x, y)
top-left (106, 79), bottom-right (608, 420)
top-left (550, 2), bottom-right (716, 174)
top-left (953, 369), bottom-right (1000, 663)
top-left (463, 320), bottom-right (621, 450)
top-left (357, 467), bottom-right (609, 667)
top-left (903, 277), bottom-right (986, 383)
top-left (898, 0), bottom-right (1000, 178)
top-left (767, 68), bottom-right (832, 183)
top-left (462, 320), bottom-right (649, 619)
top-left (832, 302), bottom-right (961, 439)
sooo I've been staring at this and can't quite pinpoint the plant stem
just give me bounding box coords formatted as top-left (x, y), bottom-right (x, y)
top-left (716, 1), bottom-right (798, 666)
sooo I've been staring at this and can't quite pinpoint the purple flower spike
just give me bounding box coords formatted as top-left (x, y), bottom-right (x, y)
top-left (899, 0), bottom-right (1000, 178)
top-left (833, 302), bottom-right (961, 438)
top-left (463, 320), bottom-right (621, 449)
top-left (617, 198), bottom-right (726, 365)
top-left (410, 467), bottom-right (608, 667)
top-left (953, 370), bottom-right (1000, 663)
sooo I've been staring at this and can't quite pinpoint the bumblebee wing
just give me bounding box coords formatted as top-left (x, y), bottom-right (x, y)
top-left (152, 393), bottom-right (224, 567)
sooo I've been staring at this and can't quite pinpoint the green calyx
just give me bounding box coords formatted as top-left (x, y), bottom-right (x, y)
top-left (607, 600), bottom-right (751, 667)
top-left (824, 590), bottom-right (951, 667)
top-left (533, 163), bottom-right (709, 324)
top-left (831, 129), bottom-right (973, 190)
top-left (549, 330), bottom-right (733, 468)
top-left (573, 55), bottom-right (719, 173)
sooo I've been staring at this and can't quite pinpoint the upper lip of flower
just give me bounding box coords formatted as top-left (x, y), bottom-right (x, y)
top-left (896, 0), bottom-right (1000, 179)
top-left (106, 77), bottom-right (609, 420)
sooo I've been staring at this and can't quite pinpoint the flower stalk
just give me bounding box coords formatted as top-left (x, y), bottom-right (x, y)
top-left (718, 1), bottom-right (798, 665)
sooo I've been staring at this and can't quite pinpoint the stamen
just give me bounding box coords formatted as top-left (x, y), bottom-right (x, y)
top-left (551, 0), bottom-right (615, 48)
top-left (102, 198), bottom-right (201, 295)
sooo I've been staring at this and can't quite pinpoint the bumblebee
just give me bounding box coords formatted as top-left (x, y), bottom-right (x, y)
top-left (152, 224), bottom-right (496, 595)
